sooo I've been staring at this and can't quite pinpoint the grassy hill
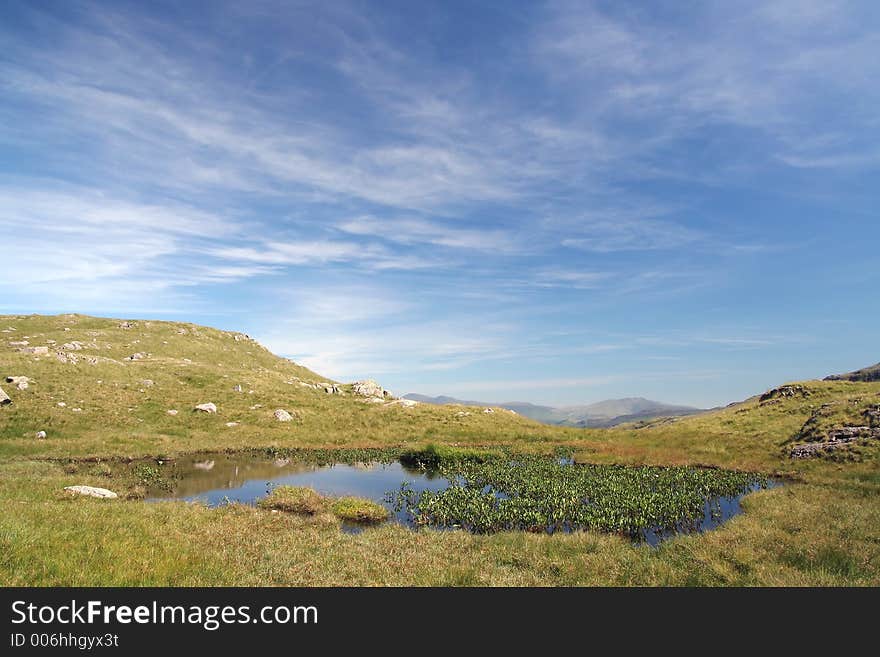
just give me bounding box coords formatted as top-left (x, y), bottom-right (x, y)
top-left (825, 362), bottom-right (880, 383)
top-left (1, 314), bottom-right (878, 586)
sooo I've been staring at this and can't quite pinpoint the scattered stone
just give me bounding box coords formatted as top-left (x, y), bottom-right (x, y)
top-left (274, 409), bottom-right (294, 422)
top-left (0, 387), bottom-right (11, 406)
top-left (55, 351), bottom-right (79, 364)
top-left (127, 352), bottom-right (147, 361)
top-left (250, 404), bottom-right (262, 410)
top-left (35, 430), bottom-right (46, 439)
top-left (8, 340), bottom-right (29, 347)
top-left (225, 421), bottom-right (240, 427)
top-left (18, 346), bottom-right (49, 355)
top-left (141, 379), bottom-right (154, 387)
top-left (72, 408), bottom-right (82, 413)
top-left (483, 408), bottom-right (495, 414)
top-left (193, 402), bottom-right (217, 413)
top-left (118, 321), bottom-right (135, 329)
top-left (352, 379), bottom-right (391, 398)
top-left (6, 376), bottom-right (30, 390)
top-left (233, 384), bottom-right (243, 392)
top-left (61, 342), bottom-right (83, 351)
top-left (166, 410), bottom-right (178, 416)
top-left (364, 397), bottom-right (385, 404)
top-left (455, 411), bottom-right (471, 417)
top-left (64, 485), bottom-right (118, 499)
top-left (63, 327), bottom-right (71, 332)
top-left (323, 384), bottom-right (342, 394)
top-left (194, 461), bottom-right (215, 471)
top-left (57, 402), bottom-right (66, 408)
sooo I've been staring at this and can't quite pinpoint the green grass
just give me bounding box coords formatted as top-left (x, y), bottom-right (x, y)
top-left (1, 313), bottom-right (878, 586)
top-left (331, 497), bottom-right (389, 524)
top-left (258, 486), bottom-right (326, 515)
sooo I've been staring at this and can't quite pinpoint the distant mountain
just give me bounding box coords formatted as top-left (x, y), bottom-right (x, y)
top-left (825, 362), bottom-right (880, 383)
top-left (402, 394), bottom-right (704, 428)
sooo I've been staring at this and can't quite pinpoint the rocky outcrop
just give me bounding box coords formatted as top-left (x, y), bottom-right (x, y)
top-left (5, 376), bottom-right (29, 390)
top-left (18, 346), bottom-right (49, 355)
top-left (825, 362), bottom-right (880, 383)
top-left (0, 386), bottom-right (11, 406)
top-left (193, 402), bottom-right (217, 413)
top-left (760, 385), bottom-right (810, 403)
top-left (64, 485), bottom-right (118, 499)
top-left (274, 409), bottom-right (293, 422)
top-left (790, 426), bottom-right (880, 458)
top-left (352, 379), bottom-right (391, 399)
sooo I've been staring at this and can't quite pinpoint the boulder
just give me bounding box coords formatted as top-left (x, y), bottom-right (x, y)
top-left (127, 352), bottom-right (147, 361)
top-left (36, 430), bottom-right (46, 439)
top-left (482, 408), bottom-right (495, 414)
top-left (352, 379), bottom-right (390, 398)
top-left (141, 379), bottom-right (154, 387)
top-left (233, 384), bottom-right (243, 392)
top-left (166, 409), bottom-right (178, 416)
top-left (64, 485), bottom-right (118, 499)
top-left (274, 409), bottom-right (293, 422)
top-left (0, 386), bottom-right (11, 406)
top-left (193, 402), bottom-right (217, 414)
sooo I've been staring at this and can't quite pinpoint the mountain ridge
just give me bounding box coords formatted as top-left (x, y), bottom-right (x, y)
top-left (402, 393), bottom-right (704, 427)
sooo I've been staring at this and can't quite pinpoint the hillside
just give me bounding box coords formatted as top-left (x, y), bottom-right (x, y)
top-left (825, 362), bottom-right (880, 383)
top-left (0, 314), bottom-right (562, 459)
top-left (1, 313), bottom-right (879, 587)
top-left (403, 393), bottom-right (702, 427)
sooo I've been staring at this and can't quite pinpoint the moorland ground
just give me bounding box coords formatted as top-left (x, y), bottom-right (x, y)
top-left (0, 314), bottom-right (877, 585)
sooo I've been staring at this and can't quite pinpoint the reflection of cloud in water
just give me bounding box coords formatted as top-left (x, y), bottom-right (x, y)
top-left (194, 461), bottom-right (215, 471)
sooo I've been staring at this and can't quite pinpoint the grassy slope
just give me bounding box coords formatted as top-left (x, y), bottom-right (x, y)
top-left (1, 314), bottom-right (878, 585)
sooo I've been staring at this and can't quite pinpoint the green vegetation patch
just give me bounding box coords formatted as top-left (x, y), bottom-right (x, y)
top-left (393, 457), bottom-right (766, 538)
top-left (258, 486), bottom-right (325, 515)
top-left (331, 497), bottom-right (389, 524)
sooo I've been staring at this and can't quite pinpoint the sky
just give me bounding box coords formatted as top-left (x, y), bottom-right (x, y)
top-left (1, 0), bottom-right (878, 408)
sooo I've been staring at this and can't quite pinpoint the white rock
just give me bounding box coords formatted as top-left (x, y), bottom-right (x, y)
top-left (194, 402), bottom-right (217, 413)
top-left (166, 409), bottom-right (178, 416)
top-left (388, 399), bottom-right (419, 407)
top-left (352, 379), bottom-right (390, 398)
top-left (232, 384), bottom-right (243, 392)
top-left (0, 387), bottom-right (11, 406)
top-left (72, 408), bottom-right (82, 412)
top-left (225, 421), bottom-right (239, 427)
top-left (35, 430), bottom-right (46, 439)
top-left (18, 346), bottom-right (49, 355)
top-left (64, 485), bottom-right (117, 499)
top-left (274, 409), bottom-right (293, 422)
top-left (57, 402), bottom-right (66, 408)
top-left (482, 408), bottom-right (495, 414)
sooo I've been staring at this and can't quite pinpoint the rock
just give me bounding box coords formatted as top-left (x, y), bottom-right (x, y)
top-left (323, 384), bottom-right (341, 394)
top-left (364, 396), bottom-right (385, 404)
top-left (193, 402), bottom-right (217, 413)
top-left (141, 379), bottom-right (154, 387)
top-left (64, 485), bottom-right (118, 499)
top-left (232, 384), bottom-right (243, 392)
top-left (790, 425), bottom-right (880, 458)
top-left (61, 342), bottom-right (83, 351)
top-left (482, 408), bottom-right (495, 414)
top-left (18, 346), bottom-right (49, 355)
top-left (455, 411), bottom-right (471, 417)
top-left (760, 385), bottom-right (810, 403)
top-left (57, 402), bottom-right (66, 407)
top-left (0, 387), bottom-right (11, 406)
top-left (194, 461), bottom-right (215, 471)
top-left (274, 409), bottom-right (293, 422)
top-left (8, 340), bottom-right (29, 347)
top-left (166, 409), bottom-right (178, 416)
top-left (388, 399), bottom-right (419, 407)
top-left (118, 321), bottom-right (135, 329)
top-left (250, 404), bottom-right (262, 410)
top-left (352, 379), bottom-right (391, 398)
top-left (35, 430), bottom-right (46, 439)
top-left (127, 352), bottom-right (147, 361)
top-left (225, 421), bottom-right (239, 427)
top-left (72, 408), bottom-right (82, 413)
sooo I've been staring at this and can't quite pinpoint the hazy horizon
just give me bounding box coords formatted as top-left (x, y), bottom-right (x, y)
top-left (1, 1), bottom-right (878, 408)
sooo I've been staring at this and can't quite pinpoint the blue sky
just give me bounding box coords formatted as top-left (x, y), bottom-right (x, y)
top-left (1, 0), bottom-right (878, 408)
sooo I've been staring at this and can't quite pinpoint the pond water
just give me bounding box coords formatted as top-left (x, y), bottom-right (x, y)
top-left (144, 452), bottom-right (773, 545)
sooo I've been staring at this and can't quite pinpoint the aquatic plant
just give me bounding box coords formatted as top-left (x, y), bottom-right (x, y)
top-left (392, 457), bottom-right (767, 539)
